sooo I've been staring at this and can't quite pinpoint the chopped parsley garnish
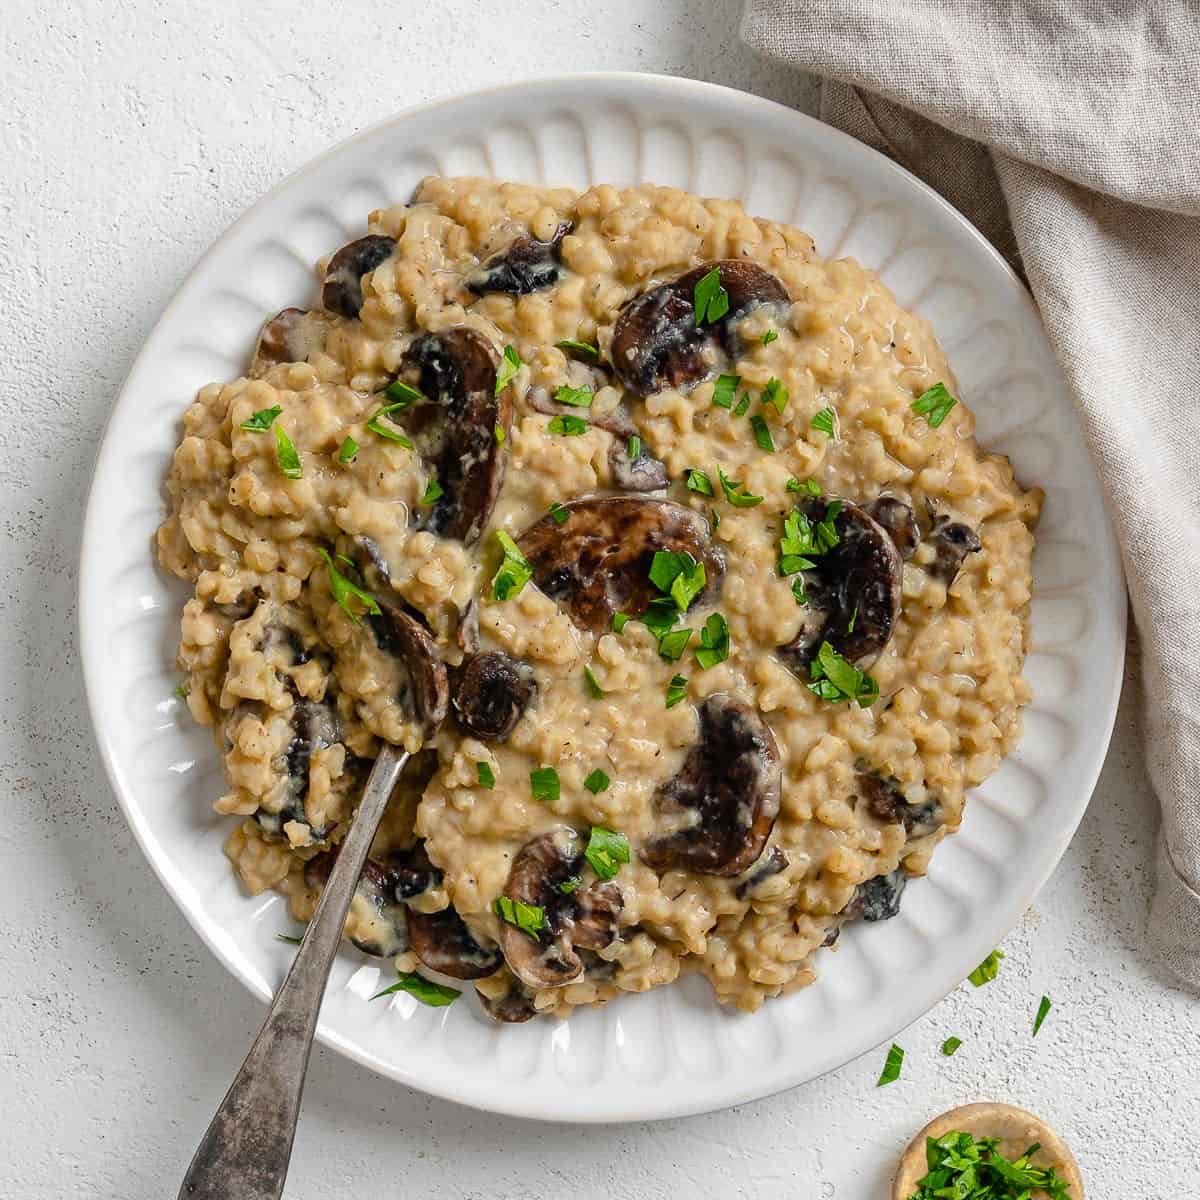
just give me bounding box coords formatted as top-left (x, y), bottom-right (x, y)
top-left (811, 407), bottom-right (837, 437)
top-left (529, 767), bottom-right (560, 804)
top-left (787, 477), bottom-right (822, 497)
top-left (338, 435), bottom-right (359, 464)
top-left (649, 550), bottom-right (707, 612)
top-left (174, 681), bottom-right (189, 700)
top-left (665, 673), bottom-right (688, 708)
top-left (1033, 995), bottom-right (1052, 1037)
top-left (941, 1036), bottom-right (963, 1057)
top-left (584, 665), bottom-right (604, 698)
top-left (686, 468), bottom-right (714, 496)
top-left (791, 576), bottom-right (808, 606)
top-left (761, 329), bottom-right (778, 346)
top-left (276, 933), bottom-right (302, 946)
top-left (383, 379), bottom-right (424, 407)
top-left (657, 628), bottom-right (693, 661)
top-left (366, 403), bottom-right (415, 448)
top-left (370, 971), bottom-right (461, 1007)
top-left (585, 827), bottom-right (630, 880)
top-left (274, 424), bottom-right (302, 479)
top-left (968, 948), bottom-right (1005, 987)
top-left (717, 467), bottom-right (763, 508)
top-left (612, 611), bottom-right (631, 633)
top-left (695, 613), bottom-right (730, 669)
top-left (749, 414), bottom-right (775, 452)
top-left (876, 1043), bottom-right (904, 1086)
top-left (495, 344), bottom-right (521, 395)
top-left (319, 549), bottom-right (380, 624)
top-left (240, 405), bottom-right (281, 431)
top-left (490, 530), bottom-right (532, 601)
top-left (492, 896), bottom-right (545, 937)
top-left (712, 373), bottom-right (740, 410)
top-left (808, 641), bottom-right (879, 707)
top-left (847, 603), bottom-right (859, 634)
top-left (693, 267), bottom-right (729, 326)
top-left (778, 502), bottom-right (841, 575)
top-left (733, 393), bottom-right (751, 417)
top-left (558, 875), bottom-right (583, 894)
top-left (476, 761), bottom-right (496, 789)
top-left (911, 381), bottom-right (957, 428)
top-left (556, 338), bottom-right (600, 362)
top-left (420, 478), bottom-right (444, 505)
top-left (553, 384), bottom-right (594, 408)
top-left (548, 501), bottom-right (570, 525)
top-left (628, 435), bottom-right (641, 460)
top-left (762, 377), bottom-right (788, 415)
top-left (640, 596), bottom-right (680, 641)
top-left (909, 1131), bottom-right (1072, 1200)
top-left (584, 768), bottom-right (611, 794)
top-left (494, 423), bottom-right (506, 444)
top-left (710, 506), bottom-right (720, 531)
top-left (548, 413), bottom-right (589, 435)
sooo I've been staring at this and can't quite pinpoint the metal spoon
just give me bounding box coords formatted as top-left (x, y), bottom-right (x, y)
top-left (178, 742), bottom-right (411, 1200)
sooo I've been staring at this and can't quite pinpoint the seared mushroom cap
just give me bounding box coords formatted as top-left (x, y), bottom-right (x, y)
top-left (517, 497), bottom-right (724, 634)
top-left (608, 437), bottom-right (669, 492)
top-left (734, 845), bottom-right (789, 900)
top-left (843, 868), bottom-right (907, 923)
top-left (925, 509), bottom-right (982, 585)
top-left (777, 497), bottom-right (903, 674)
top-left (322, 234), bottom-right (396, 318)
top-left (641, 695), bottom-right (782, 877)
top-left (498, 828), bottom-right (624, 991)
top-left (250, 307), bottom-right (330, 375)
top-left (857, 766), bottom-right (942, 837)
top-left (365, 598), bottom-right (450, 739)
top-left (407, 907), bottom-right (504, 980)
top-left (451, 651), bottom-right (536, 742)
top-left (255, 699), bottom-right (340, 842)
top-left (398, 327), bottom-right (513, 546)
top-left (304, 853), bottom-right (409, 958)
top-left (865, 496), bottom-right (920, 560)
top-left (610, 260), bottom-right (789, 396)
top-left (466, 222), bottom-right (572, 294)
top-left (478, 975), bottom-right (538, 1023)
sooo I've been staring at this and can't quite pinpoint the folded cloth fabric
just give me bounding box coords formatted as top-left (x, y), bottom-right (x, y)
top-left (741, 2), bottom-right (1200, 988)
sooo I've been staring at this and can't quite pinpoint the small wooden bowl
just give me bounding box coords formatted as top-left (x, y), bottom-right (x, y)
top-left (893, 1102), bottom-right (1084, 1199)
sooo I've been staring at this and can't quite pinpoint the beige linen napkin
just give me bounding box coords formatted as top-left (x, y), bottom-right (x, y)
top-left (741, 2), bottom-right (1200, 988)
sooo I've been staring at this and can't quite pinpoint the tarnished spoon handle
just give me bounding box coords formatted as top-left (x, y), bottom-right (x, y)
top-left (178, 744), bottom-right (410, 1200)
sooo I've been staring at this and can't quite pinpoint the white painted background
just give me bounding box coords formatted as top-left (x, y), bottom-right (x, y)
top-left (1, 1), bottom-right (1194, 1195)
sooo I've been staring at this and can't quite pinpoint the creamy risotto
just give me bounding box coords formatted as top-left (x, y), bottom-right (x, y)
top-left (156, 176), bottom-right (1041, 1021)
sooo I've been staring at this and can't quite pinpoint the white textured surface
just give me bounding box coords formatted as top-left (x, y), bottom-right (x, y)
top-left (1, 0), bottom-right (1196, 1194)
top-left (80, 71), bottom-right (1125, 1123)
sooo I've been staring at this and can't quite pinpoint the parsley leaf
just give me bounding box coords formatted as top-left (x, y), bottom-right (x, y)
top-left (695, 612), bottom-right (730, 669)
top-left (493, 896), bottom-right (545, 937)
top-left (383, 379), bottom-right (424, 407)
top-left (495, 344), bottom-right (521, 395)
top-left (787, 477), bottom-right (822, 497)
top-left (911, 381), bottom-right (957, 428)
top-left (657, 627), bottom-right (693, 661)
top-left (967, 948), bottom-right (1005, 987)
top-left (791, 576), bottom-right (808, 606)
top-left (807, 641), bottom-right (878, 707)
top-left (649, 550), bottom-right (706, 613)
top-left (665, 673), bottom-right (688, 708)
top-left (712, 374), bottom-right (740, 410)
top-left (612, 611), bottom-right (631, 633)
top-left (584, 768), bottom-right (610, 794)
top-left (338, 435), bottom-right (358, 464)
top-left (811, 407), bottom-right (837, 437)
top-left (687, 468), bottom-right (714, 496)
top-left (366, 403), bottom-right (415, 448)
top-left (762, 377), bottom-right (788, 415)
top-left (717, 467), bottom-right (763, 508)
top-left (584, 665), bottom-right (604, 698)
top-left (491, 530), bottom-right (532, 601)
top-left (494, 423), bottom-right (506, 444)
top-left (941, 1036), bottom-right (963, 1056)
top-left (733, 393), bottom-right (750, 417)
top-left (420, 478), bottom-right (444, 505)
top-left (558, 875), bottom-right (582, 894)
top-left (240, 405), bottom-right (281, 432)
top-left (274, 424), bottom-right (302, 479)
top-left (876, 1043), bottom-right (904, 1086)
top-left (371, 972), bottom-right (461, 1007)
top-left (476, 761), bottom-right (496, 789)
top-left (750, 413), bottom-right (775, 452)
top-left (547, 501), bottom-right (569, 525)
top-left (585, 827), bottom-right (630, 881)
top-left (556, 338), bottom-right (599, 362)
top-left (761, 329), bottom-right (778, 346)
top-left (628, 435), bottom-right (641, 460)
top-left (693, 267), bottom-right (729, 325)
top-left (319, 549), bottom-right (381, 624)
top-left (548, 413), bottom-right (588, 435)
top-left (276, 933), bottom-right (302, 946)
top-left (530, 767), bottom-right (560, 804)
top-left (1033, 995), bottom-right (1052, 1037)
top-left (553, 384), bottom-right (594, 408)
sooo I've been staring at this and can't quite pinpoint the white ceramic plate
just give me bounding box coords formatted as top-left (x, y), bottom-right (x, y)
top-left (79, 73), bottom-right (1125, 1123)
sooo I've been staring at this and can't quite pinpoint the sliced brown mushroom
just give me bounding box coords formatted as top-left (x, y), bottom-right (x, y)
top-left (641, 695), bottom-right (782, 877)
top-left (517, 497), bottom-right (724, 634)
top-left (478, 974), bottom-right (538, 1023)
top-left (451, 650), bottom-right (536, 741)
top-left (466, 222), bottom-right (572, 295)
top-left (254, 698), bottom-right (340, 843)
top-left (388, 327), bottom-right (513, 546)
top-left (304, 852), bottom-right (409, 958)
top-left (925, 508), bottom-right (982, 585)
top-left (734, 845), bottom-right (789, 900)
top-left (843, 868), bottom-right (907, 923)
top-left (322, 234), bottom-right (396, 318)
top-left (608, 437), bottom-right (669, 492)
top-left (407, 907), bottom-right (504, 980)
top-left (497, 828), bottom-right (624, 991)
top-left (865, 496), bottom-right (920, 560)
top-left (611, 260), bottom-right (789, 396)
top-left (365, 597), bottom-right (450, 741)
top-left (777, 497), bottom-right (903, 675)
top-left (250, 307), bottom-right (331, 375)
top-left (857, 766), bottom-right (943, 837)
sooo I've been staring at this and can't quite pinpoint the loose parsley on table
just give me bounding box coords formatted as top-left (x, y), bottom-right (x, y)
top-left (968, 948), bottom-right (1005, 987)
top-left (1033, 994), bottom-right (1052, 1036)
top-left (876, 1043), bottom-right (904, 1086)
